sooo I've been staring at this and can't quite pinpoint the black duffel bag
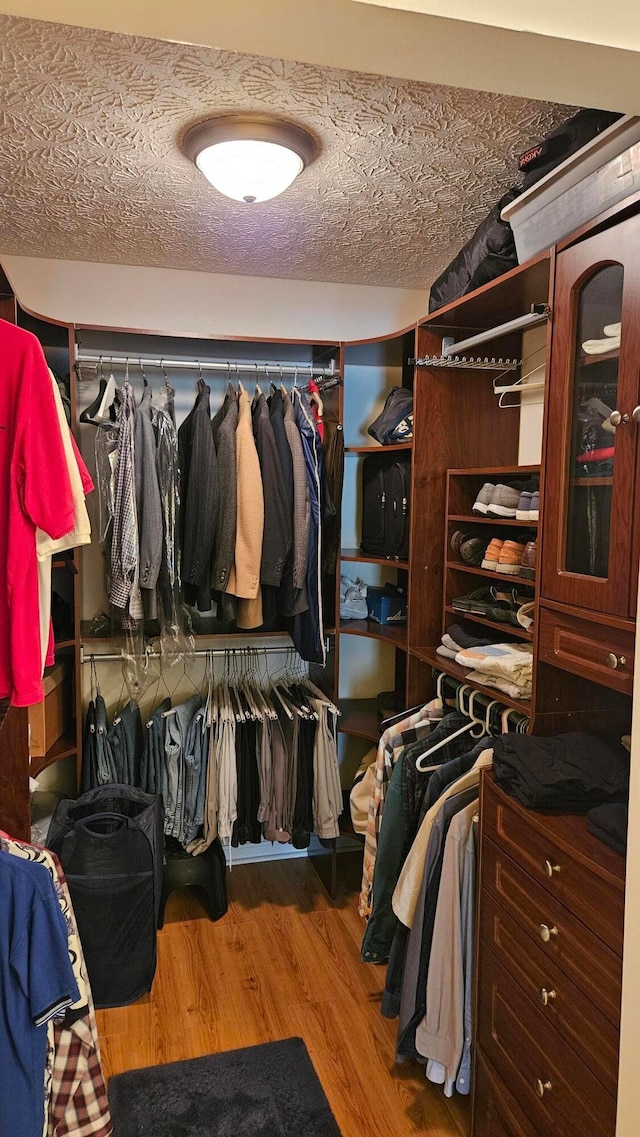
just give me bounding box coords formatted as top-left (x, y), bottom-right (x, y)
top-left (368, 387), bottom-right (413, 445)
top-left (428, 186), bottom-right (520, 313)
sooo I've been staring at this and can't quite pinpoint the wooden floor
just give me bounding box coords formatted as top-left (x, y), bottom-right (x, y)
top-left (96, 856), bottom-right (470, 1137)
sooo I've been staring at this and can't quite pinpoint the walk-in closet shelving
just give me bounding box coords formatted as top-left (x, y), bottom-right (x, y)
top-left (337, 331), bottom-right (414, 790)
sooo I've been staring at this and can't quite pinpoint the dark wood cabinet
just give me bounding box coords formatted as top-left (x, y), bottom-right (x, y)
top-left (541, 214), bottom-right (640, 618)
top-left (473, 774), bottom-right (625, 1137)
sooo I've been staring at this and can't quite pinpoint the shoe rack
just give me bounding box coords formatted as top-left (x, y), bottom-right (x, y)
top-left (434, 464), bottom-right (539, 715)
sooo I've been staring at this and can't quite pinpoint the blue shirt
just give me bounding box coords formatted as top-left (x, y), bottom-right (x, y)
top-left (0, 850), bottom-right (79, 1137)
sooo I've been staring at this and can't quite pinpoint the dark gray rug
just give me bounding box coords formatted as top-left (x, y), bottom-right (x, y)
top-left (108, 1036), bottom-right (343, 1137)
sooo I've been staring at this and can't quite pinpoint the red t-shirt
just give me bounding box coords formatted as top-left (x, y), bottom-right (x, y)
top-left (0, 320), bottom-right (75, 706)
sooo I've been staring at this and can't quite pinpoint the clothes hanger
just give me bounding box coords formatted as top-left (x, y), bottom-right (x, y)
top-left (80, 356), bottom-right (117, 425)
top-left (414, 684), bottom-right (485, 771)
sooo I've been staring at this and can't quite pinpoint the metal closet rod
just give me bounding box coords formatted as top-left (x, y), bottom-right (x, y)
top-left (80, 643), bottom-right (329, 664)
top-left (75, 354), bottom-right (337, 377)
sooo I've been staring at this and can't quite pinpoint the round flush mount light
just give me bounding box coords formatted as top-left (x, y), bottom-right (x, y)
top-left (182, 113), bottom-right (317, 204)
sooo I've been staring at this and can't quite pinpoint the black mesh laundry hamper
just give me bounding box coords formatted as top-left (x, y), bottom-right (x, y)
top-left (47, 784), bottom-right (164, 1009)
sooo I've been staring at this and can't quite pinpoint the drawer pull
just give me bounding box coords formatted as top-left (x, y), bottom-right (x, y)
top-left (544, 859), bottom-right (561, 877)
top-left (539, 923), bottom-right (558, 943)
top-left (535, 1079), bottom-right (553, 1098)
top-left (540, 987), bottom-right (557, 1006)
top-left (606, 652), bottom-right (627, 669)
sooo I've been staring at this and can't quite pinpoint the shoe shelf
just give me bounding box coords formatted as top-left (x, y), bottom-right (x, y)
top-left (409, 646), bottom-right (531, 715)
top-left (444, 605), bottom-right (533, 642)
top-left (338, 698), bottom-right (380, 742)
top-left (446, 561), bottom-right (536, 591)
top-left (338, 619), bottom-right (407, 649)
top-left (577, 348), bottom-right (619, 367)
top-left (448, 514), bottom-right (538, 528)
top-left (341, 547), bottom-right (409, 569)
top-left (570, 476), bottom-right (613, 487)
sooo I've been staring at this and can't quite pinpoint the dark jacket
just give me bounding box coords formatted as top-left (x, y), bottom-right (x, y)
top-left (252, 392), bottom-right (291, 587)
top-left (211, 386), bottom-right (238, 594)
top-left (178, 380), bottom-right (219, 610)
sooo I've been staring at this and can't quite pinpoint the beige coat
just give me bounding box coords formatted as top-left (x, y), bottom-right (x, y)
top-left (227, 385), bottom-right (264, 600)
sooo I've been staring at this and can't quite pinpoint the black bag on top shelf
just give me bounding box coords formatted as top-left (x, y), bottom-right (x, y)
top-left (428, 187), bottom-right (520, 313)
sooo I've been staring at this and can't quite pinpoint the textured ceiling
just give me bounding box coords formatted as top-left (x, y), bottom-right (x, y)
top-left (0, 15), bottom-right (574, 289)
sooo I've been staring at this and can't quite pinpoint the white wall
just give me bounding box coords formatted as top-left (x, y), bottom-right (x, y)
top-left (517, 324), bottom-right (547, 465)
top-left (1, 255), bottom-right (429, 344)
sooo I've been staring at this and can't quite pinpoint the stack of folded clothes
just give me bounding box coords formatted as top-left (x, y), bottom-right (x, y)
top-left (454, 642), bottom-right (533, 699)
top-left (493, 732), bottom-right (630, 812)
top-left (436, 622), bottom-right (494, 660)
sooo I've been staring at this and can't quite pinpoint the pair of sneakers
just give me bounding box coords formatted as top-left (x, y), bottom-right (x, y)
top-left (340, 574), bottom-right (368, 620)
top-left (473, 482), bottom-right (539, 520)
top-left (481, 537), bottom-right (537, 577)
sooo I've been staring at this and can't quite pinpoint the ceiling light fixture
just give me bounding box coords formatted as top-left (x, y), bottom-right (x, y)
top-left (183, 113), bottom-right (317, 204)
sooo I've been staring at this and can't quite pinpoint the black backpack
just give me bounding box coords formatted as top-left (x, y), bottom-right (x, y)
top-left (361, 454), bottom-right (411, 559)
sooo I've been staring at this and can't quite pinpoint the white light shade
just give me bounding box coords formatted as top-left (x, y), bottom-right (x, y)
top-left (183, 114), bottom-right (317, 205)
top-left (196, 139), bottom-right (304, 203)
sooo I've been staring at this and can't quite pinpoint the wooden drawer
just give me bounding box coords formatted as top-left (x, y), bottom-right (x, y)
top-left (477, 951), bottom-right (617, 1137)
top-left (538, 603), bottom-right (634, 695)
top-left (473, 1050), bottom-right (540, 1137)
top-left (480, 890), bottom-right (619, 1097)
top-left (483, 837), bottom-right (622, 1026)
top-left (483, 776), bottom-right (624, 955)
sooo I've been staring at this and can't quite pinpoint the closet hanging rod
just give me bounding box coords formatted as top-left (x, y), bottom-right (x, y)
top-left (75, 354), bottom-right (337, 379)
top-left (80, 643), bottom-right (330, 664)
top-left (441, 303), bottom-right (551, 357)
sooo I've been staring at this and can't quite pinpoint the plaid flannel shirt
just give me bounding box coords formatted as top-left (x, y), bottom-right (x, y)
top-left (358, 701), bottom-right (441, 918)
top-left (0, 832), bottom-right (112, 1137)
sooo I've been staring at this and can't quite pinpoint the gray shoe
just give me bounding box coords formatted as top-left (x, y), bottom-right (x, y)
top-left (527, 490), bottom-right (540, 521)
top-left (486, 484), bottom-right (521, 518)
top-left (472, 482), bottom-right (496, 516)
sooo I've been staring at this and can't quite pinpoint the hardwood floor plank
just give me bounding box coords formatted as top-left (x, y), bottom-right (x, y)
top-left (96, 859), bottom-right (469, 1137)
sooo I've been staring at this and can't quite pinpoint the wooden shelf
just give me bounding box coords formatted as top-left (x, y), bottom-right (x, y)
top-left (446, 561), bottom-right (536, 591)
top-left (448, 465), bottom-right (540, 476)
top-left (54, 638), bottom-right (76, 650)
top-left (448, 515), bottom-right (538, 528)
top-left (421, 254), bottom-right (550, 332)
top-left (341, 547), bottom-right (409, 568)
top-left (345, 443), bottom-right (412, 454)
top-left (577, 348), bottom-right (619, 366)
top-left (444, 605), bottom-right (533, 641)
top-left (570, 476), bottom-right (613, 487)
top-left (338, 619), bottom-right (407, 648)
top-left (338, 698), bottom-right (380, 742)
top-left (30, 731), bottom-right (77, 778)
top-left (409, 646), bottom-right (531, 715)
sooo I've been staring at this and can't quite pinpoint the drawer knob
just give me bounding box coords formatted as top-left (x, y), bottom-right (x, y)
top-left (609, 410), bottom-right (629, 426)
top-left (540, 987), bottom-right (557, 1006)
top-left (539, 923), bottom-right (558, 943)
top-left (544, 859), bottom-right (561, 877)
top-left (535, 1079), bottom-right (553, 1098)
top-left (606, 652), bottom-right (627, 669)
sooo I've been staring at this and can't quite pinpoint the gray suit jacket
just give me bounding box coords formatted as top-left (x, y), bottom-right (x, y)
top-left (134, 380), bottom-right (163, 595)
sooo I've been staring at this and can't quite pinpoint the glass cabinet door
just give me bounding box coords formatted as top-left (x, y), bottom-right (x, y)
top-left (541, 213), bottom-right (640, 617)
top-left (564, 263), bottom-right (622, 580)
